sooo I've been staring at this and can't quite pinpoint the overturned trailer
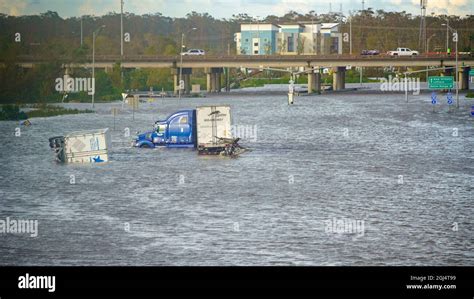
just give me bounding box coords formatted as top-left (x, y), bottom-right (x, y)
top-left (49, 128), bottom-right (111, 163)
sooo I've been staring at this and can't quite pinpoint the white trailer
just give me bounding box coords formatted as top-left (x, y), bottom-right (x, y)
top-left (196, 105), bottom-right (234, 155)
top-left (49, 128), bottom-right (111, 163)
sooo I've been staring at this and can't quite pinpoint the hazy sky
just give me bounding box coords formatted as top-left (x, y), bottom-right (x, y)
top-left (0, 0), bottom-right (472, 18)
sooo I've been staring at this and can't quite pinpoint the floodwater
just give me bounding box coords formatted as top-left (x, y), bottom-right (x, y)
top-left (0, 85), bottom-right (473, 265)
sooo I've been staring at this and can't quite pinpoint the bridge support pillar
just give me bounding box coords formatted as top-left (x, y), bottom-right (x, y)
top-left (315, 73), bottom-right (321, 92)
top-left (184, 74), bottom-right (191, 94)
top-left (215, 73), bottom-right (221, 92)
top-left (205, 68), bottom-right (224, 92)
top-left (332, 67), bottom-right (346, 91)
top-left (206, 73), bottom-right (212, 92)
top-left (173, 74), bottom-right (178, 95)
top-left (459, 67), bottom-right (470, 90)
top-left (171, 68), bottom-right (192, 96)
top-left (307, 69), bottom-right (321, 94)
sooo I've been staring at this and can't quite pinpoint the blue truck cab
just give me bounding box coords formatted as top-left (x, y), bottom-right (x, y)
top-left (134, 110), bottom-right (197, 148)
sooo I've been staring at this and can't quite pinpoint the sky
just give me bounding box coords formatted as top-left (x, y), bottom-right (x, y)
top-left (0, 0), bottom-right (472, 18)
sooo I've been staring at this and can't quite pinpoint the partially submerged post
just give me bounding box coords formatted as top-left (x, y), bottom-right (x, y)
top-left (405, 73), bottom-right (408, 103)
top-left (288, 78), bottom-right (295, 105)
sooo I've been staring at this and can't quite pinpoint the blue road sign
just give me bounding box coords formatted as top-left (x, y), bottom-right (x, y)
top-left (447, 92), bottom-right (453, 105)
top-left (431, 92), bottom-right (437, 105)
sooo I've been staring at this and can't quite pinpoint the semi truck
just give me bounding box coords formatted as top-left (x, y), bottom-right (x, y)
top-left (133, 105), bottom-right (245, 156)
top-left (48, 128), bottom-right (111, 163)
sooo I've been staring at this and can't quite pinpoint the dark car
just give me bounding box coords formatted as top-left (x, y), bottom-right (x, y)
top-left (361, 49), bottom-right (380, 56)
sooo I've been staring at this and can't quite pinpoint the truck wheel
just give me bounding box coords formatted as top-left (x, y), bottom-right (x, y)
top-left (140, 144), bottom-right (151, 148)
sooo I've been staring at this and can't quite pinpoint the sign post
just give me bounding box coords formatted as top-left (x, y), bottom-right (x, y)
top-left (431, 92), bottom-right (438, 112)
top-left (288, 79), bottom-right (295, 105)
top-left (446, 92), bottom-right (453, 112)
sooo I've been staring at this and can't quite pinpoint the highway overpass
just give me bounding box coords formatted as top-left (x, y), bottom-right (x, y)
top-left (6, 54), bottom-right (474, 69)
top-left (3, 54), bottom-right (473, 93)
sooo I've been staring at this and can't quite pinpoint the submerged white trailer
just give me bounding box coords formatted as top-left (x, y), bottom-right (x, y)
top-left (49, 128), bottom-right (111, 163)
top-left (196, 105), bottom-right (232, 153)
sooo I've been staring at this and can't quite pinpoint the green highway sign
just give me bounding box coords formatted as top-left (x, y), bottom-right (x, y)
top-left (469, 70), bottom-right (474, 76)
top-left (428, 76), bottom-right (454, 89)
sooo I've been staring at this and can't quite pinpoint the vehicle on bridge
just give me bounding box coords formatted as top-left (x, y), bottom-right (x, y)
top-left (387, 47), bottom-right (419, 56)
top-left (133, 105), bottom-right (245, 156)
top-left (361, 49), bottom-right (380, 55)
top-left (181, 49), bottom-right (206, 56)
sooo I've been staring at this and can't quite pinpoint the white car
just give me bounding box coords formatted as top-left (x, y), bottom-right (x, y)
top-left (387, 47), bottom-right (419, 56)
top-left (181, 49), bottom-right (205, 56)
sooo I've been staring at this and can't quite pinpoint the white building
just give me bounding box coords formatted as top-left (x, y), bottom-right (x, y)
top-left (235, 22), bottom-right (342, 55)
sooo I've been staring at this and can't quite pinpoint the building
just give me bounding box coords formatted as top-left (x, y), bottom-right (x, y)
top-left (234, 22), bottom-right (342, 55)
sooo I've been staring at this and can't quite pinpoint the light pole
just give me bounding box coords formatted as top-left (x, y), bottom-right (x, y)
top-left (179, 27), bottom-right (197, 100)
top-left (347, 12), bottom-right (353, 55)
top-left (425, 33), bottom-right (436, 81)
top-left (442, 23), bottom-right (459, 108)
top-left (445, 18), bottom-right (449, 54)
top-left (80, 17), bottom-right (83, 47)
top-left (120, 0), bottom-right (124, 57)
top-left (120, 0), bottom-right (124, 86)
top-left (343, 14), bottom-right (353, 55)
top-left (92, 25), bottom-right (106, 108)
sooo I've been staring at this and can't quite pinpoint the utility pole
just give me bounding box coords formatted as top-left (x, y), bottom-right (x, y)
top-left (419, 0), bottom-right (427, 53)
top-left (443, 23), bottom-right (459, 108)
top-left (120, 0), bottom-right (124, 86)
top-left (179, 28), bottom-right (197, 100)
top-left (121, 0), bottom-right (124, 57)
top-left (455, 28), bottom-right (458, 108)
top-left (349, 14), bottom-right (352, 55)
top-left (80, 17), bottom-right (83, 47)
top-left (92, 25), bottom-right (106, 109)
top-left (179, 32), bottom-right (185, 100)
top-left (92, 32), bottom-right (95, 108)
top-left (445, 18), bottom-right (449, 53)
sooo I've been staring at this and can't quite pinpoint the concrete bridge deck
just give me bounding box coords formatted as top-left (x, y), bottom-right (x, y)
top-left (5, 54), bottom-right (474, 69)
